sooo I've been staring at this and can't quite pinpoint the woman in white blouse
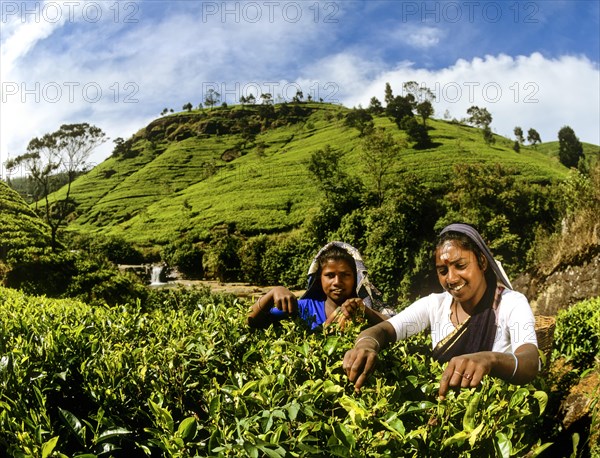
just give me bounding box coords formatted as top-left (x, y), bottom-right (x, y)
top-left (343, 223), bottom-right (539, 399)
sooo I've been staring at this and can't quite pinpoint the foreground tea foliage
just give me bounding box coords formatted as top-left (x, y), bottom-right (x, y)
top-left (0, 287), bottom-right (550, 457)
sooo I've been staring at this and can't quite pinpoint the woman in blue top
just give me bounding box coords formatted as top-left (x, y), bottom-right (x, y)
top-left (247, 242), bottom-right (392, 330)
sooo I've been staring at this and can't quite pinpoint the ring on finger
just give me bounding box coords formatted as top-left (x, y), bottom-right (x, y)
top-left (464, 373), bottom-right (472, 380)
top-left (453, 370), bottom-right (463, 377)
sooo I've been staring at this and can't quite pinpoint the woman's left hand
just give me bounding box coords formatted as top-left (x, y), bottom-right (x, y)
top-left (324, 298), bottom-right (366, 329)
top-left (438, 352), bottom-right (494, 400)
top-left (339, 298), bottom-right (366, 319)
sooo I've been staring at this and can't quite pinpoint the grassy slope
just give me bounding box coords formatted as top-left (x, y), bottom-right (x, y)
top-left (0, 181), bottom-right (53, 255)
top-left (55, 103), bottom-right (573, 247)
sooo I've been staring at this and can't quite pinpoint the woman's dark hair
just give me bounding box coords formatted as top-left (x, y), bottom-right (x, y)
top-left (317, 246), bottom-right (357, 273)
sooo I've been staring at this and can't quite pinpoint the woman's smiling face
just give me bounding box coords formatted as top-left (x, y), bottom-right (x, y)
top-left (320, 259), bottom-right (356, 306)
top-left (435, 240), bottom-right (488, 310)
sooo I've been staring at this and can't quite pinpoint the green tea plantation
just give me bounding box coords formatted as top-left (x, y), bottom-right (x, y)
top-left (0, 286), bottom-right (579, 457)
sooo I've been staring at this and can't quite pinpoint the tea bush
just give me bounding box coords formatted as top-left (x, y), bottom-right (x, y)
top-left (553, 296), bottom-right (600, 369)
top-left (0, 286), bottom-right (551, 457)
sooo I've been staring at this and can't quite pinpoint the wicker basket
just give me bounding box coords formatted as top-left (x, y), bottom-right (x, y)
top-left (535, 315), bottom-right (556, 367)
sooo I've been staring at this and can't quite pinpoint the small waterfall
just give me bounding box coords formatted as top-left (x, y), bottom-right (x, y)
top-left (150, 265), bottom-right (165, 285)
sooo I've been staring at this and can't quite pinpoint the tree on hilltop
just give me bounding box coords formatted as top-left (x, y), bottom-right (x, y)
top-left (384, 82), bottom-right (394, 106)
top-left (466, 106), bottom-right (492, 128)
top-left (204, 89), bottom-right (220, 109)
top-left (183, 102), bottom-right (193, 112)
top-left (558, 125), bottom-right (584, 169)
top-left (514, 126), bottom-right (525, 145)
top-left (260, 93), bottom-right (273, 105)
top-left (386, 95), bottom-right (414, 127)
top-left (292, 90), bottom-right (303, 103)
top-left (467, 106), bottom-right (494, 145)
top-left (416, 100), bottom-right (434, 127)
top-left (402, 82), bottom-right (435, 127)
top-left (403, 81), bottom-right (435, 104)
top-left (527, 128), bottom-right (541, 147)
top-left (368, 97), bottom-right (384, 115)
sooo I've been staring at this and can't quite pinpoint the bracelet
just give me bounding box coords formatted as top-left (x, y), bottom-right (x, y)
top-left (510, 353), bottom-right (519, 380)
top-left (257, 296), bottom-right (267, 312)
top-left (355, 335), bottom-right (380, 352)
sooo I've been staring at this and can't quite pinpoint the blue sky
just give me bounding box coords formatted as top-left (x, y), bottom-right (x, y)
top-left (1, 0), bottom-right (599, 172)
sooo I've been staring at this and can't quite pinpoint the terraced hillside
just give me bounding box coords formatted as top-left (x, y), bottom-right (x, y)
top-left (49, 103), bottom-right (578, 247)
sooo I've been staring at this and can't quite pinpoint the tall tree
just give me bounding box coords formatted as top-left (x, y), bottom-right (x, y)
top-left (360, 128), bottom-right (405, 206)
top-left (384, 82), bottom-right (394, 106)
top-left (558, 125), bottom-right (584, 169)
top-left (466, 106), bottom-right (494, 145)
top-left (368, 97), bottom-right (384, 115)
top-left (416, 100), bottom-right (434, 127)
top-left (204, 89), bottom-right (220, 109)
top-left (527, 128), bottom-right (541, 147)
top-left (386, 95), bottom-right (414, 128)
top-left (5, 123), bottom-right (107, 249)
top-left (466, 106), bottom-right (492, 128)
top-left (403, 81), bottom-right (435, 109)
top-left (514, 126), bottom-right (525, 144)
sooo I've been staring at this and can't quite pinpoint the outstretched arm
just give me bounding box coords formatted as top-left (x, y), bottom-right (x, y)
top-left (247, 286), bottom-right (298, 328)
top-left (438, 343), bottom-right (539, 399)
top-left (343, 321), bottom-right (397, 392)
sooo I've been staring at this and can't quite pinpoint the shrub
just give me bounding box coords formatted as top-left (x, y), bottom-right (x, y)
top-left (203, 231), bottom-right (242, 282)
top-left (162, 239), bottom-right (204, 279)
top-left (238, 235), bottom-right (269, 284)
top-left (553, 296), bottom-right (600, 369)
top-left (261, 232), bottom-right (315, 288)
top-left (65, 256), bottom-right (148, 306)
top-left (3, 248), bottom-right (77, 297)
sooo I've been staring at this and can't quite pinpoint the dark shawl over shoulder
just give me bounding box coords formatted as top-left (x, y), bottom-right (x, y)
top-left (432, 224), bottom-right (512, 363)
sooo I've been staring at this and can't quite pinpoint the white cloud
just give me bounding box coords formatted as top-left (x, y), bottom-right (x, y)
top-left (334, 52), bottom-right (600, 145)
top-left (394, 25), bottom-right (444, 49)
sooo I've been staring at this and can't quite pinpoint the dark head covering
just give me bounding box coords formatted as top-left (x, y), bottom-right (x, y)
top-left (301, 241), bottom-right (390, 314)
top-left (439, 223), bottom-right (512, 289)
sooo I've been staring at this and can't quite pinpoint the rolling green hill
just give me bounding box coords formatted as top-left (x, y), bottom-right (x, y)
top-left (51, 103), bottom-right (577, 247)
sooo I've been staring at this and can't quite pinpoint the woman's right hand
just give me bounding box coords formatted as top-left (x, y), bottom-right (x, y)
top-left (343, 346), bottom-right (379, 392)
top-left (270, 286), bottom-right (298, 315)
top-left (342, 323), bottom-right (395, 391)
top-left (248, 286), bottom-right (298, 328)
